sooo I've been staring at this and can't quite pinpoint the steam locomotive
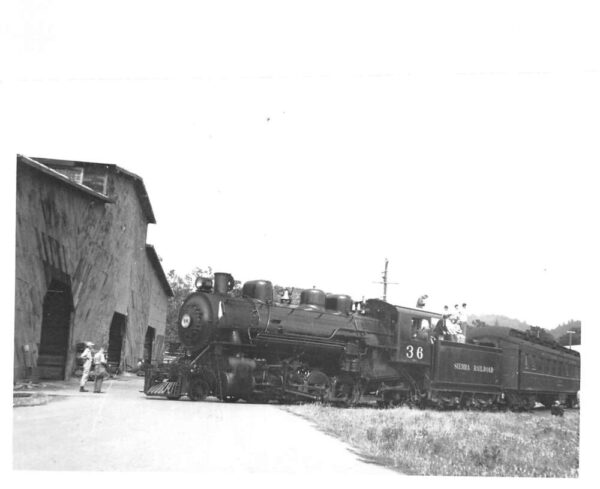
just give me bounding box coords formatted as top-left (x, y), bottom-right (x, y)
top-left (144, 272), bottom-right (580, 410)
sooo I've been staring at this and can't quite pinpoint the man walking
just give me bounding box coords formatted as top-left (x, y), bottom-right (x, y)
top-left (79, 341), bottom-right (94, 392)
top-left (93, 346), bottom-right (108, 393)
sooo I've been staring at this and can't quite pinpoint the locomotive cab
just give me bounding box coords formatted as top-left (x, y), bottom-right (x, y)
top-left (363, 300), bottom-right (441, 365)
top-left (393, 306), bottom-right (442, 365)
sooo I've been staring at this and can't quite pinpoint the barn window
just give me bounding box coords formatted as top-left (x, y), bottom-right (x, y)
top-left (82, 171), bottom-right (108, 194)
top-left (55, 167), bottom-right (83, 184)
top-left (51, 166), bottom-right (108, 195)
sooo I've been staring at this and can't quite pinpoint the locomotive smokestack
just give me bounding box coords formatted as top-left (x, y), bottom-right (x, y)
top-left (214, 272), bottom-right (234, 295)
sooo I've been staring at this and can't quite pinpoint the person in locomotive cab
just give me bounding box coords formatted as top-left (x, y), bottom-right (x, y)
top-left (452, 304), bottom-right (460, 322)
top-left (446, 306), bottom-right (463, 342)
top-left (457, 303), bottom-right (468, 341)
top-left (433, 306), bottom-right (451, 340)
top-left (458, 303), bottom-right (468, 326)
top-left (416, 294), bottom-right (428, 309)
top-left (419, 318), bottom-right (433, 340)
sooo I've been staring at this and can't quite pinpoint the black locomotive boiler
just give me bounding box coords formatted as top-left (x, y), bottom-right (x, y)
top-left (144, 272), bottom-right (580, 410)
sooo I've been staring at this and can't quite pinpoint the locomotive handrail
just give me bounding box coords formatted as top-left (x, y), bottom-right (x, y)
top-left (190, 344), bottom-right (212, 366)
top-left (351, 317), bottom-right (366, 336)
top-left (324, 326), bottom-right (367, 340)
top-left (263, 301), bottom-right (273, 333)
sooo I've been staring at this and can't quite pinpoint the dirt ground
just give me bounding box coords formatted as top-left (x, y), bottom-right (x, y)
top-left (12, 374), bottom-right (395, 477)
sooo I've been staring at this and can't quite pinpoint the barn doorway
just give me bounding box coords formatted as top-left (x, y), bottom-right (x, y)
top-left (144, 326), bottom-right (155, 364)
top-left (38, 280), bottom-right (73, 380)
top-left (108, 312), bottom-right (127, 373)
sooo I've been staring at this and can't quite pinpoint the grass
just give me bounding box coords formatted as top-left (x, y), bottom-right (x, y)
top-left (285, 404), bottom-right (579, 477)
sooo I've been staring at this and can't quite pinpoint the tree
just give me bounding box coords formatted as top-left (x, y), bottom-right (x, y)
top-left (471, 319), bottom-right (490, 328)
top-left (526, 326), bottom-right (556, 344)
top-left (165, 267), bottom-right (212, 348)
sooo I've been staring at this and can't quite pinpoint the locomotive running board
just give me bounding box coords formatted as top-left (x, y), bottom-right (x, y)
top-left (254, 333), bottom-right (345, 350)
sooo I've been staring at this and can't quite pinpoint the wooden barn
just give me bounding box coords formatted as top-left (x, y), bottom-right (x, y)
top-left (14, 155), bottom-right (173, 381)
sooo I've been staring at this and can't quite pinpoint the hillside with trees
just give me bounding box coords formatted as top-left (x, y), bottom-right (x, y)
top-left (468, 314), bottom-right (530, 331)
top-left (469, 314), bottom-right (581, 346)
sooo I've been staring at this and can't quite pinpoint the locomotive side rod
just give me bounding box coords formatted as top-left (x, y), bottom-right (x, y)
top-left (282, 388), bottom-right (323, 401)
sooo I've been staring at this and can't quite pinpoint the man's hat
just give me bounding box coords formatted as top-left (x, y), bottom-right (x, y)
top-left (85, 341), bottom-right (95, 347)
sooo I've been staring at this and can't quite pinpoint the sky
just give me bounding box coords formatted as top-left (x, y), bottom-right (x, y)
top-left (2, 0), bottom-right (598, 331)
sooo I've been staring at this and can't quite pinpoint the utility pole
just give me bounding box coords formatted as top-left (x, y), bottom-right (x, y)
top-left (373, 258), bottom-right (398, 302)
top-left (382, 258), bottom-right (389, 302)
top-left (567, 330), bottom-right (575, 349)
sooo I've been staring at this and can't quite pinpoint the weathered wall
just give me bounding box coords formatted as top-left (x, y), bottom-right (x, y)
top-left (15, 164), bottom-right (107, 379)
top-left (14, 159), bottom-right (169, 380)
top-left (145, 254), bottom-right (168, 362)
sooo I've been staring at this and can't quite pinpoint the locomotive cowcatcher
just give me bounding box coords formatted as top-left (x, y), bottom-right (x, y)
top-left (144, 272), bottom-right (580, 410)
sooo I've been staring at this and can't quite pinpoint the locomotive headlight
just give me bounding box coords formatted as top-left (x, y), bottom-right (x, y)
top-left (181, 314), bottom-right (191, 329)
top-left (195, 276), bottom-right (213, 291)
